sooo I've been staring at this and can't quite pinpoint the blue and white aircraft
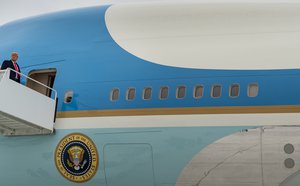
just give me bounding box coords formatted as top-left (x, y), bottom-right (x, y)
top-left (1, 2), bottom-right (300, 186)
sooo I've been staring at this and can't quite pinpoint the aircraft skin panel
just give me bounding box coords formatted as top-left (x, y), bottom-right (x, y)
top-left (0, 124), bottom-right (299, 186)
top-left (0, 125), bottom-right (248, 186)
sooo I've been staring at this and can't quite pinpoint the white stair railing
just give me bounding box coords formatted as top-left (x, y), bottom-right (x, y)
top-left (0, 68), bottom-right (57, 136)
top-left (0, 68), bottom-right (57, 100)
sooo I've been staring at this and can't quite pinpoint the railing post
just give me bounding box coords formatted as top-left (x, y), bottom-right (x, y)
top-left (54, 98), bottom-right (58, 123)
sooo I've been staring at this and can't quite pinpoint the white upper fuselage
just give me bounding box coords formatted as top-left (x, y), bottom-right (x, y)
top-left (106, 3), bottom-right (300, 69)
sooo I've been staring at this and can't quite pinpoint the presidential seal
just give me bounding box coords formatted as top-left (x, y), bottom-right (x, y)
top-left (55, 133), bottom-right (99, 183)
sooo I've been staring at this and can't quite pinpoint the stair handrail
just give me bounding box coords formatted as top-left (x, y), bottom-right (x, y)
top-left (0, 68), bottom-right (57, 100)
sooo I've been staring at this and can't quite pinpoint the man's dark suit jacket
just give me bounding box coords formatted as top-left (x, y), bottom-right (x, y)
top-left (1, 60), bottom-right (21, 83)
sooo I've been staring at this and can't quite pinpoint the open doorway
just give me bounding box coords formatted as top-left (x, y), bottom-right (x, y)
top-left (26, 68), bottom-right (56, 97)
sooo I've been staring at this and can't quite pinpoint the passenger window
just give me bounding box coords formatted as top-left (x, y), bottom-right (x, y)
top-left (64, 91), bottom-right (73, 103)
top-left (143, 87), bottom-right (152, 100)
top-left (211, 85), bottom-right (222, 98)
top-left (230, 84), bottom-right (240, 98)
top-left (248, 83), bottom-right (259, 97)
top-left (127, 88), bottom-right (136, 100)
top-left (176, 86), bottom-right (186, 99)
top-left (111, 88), bottom-right (119, 101)
top-left (194, 85), bottom-right (204, 99)
top-left (160, 86), bottom-right (169, 100)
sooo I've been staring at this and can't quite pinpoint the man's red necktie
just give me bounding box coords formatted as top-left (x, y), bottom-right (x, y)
top-left (13, 62), bottom-right (20, 79)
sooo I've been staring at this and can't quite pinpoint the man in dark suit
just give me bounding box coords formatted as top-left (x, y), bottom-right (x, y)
top-left (1, 52), bottom-right (21, 83)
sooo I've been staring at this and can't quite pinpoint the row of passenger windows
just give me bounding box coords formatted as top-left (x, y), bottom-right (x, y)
top-left (110, 83), bottom-right (259, 101)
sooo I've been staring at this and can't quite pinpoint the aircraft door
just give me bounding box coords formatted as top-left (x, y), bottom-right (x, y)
top-left (26, 68), bottom-right (56, 97)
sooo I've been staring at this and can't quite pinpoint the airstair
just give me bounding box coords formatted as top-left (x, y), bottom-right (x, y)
top-left (0, 69), bottom-right (57, 136)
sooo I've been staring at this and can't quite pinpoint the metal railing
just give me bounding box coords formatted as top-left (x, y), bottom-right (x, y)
top-left (0, 68), bottom-right (57, 100)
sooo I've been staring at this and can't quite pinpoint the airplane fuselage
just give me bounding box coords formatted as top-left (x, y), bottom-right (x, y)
top-left (1, 3), bottom-right (300, 186)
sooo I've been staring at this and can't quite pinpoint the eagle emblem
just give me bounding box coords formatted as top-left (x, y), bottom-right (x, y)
top-left (55, 133), bottom-right (99, 183)
top-left (67, 146), bottom-right (87, 171)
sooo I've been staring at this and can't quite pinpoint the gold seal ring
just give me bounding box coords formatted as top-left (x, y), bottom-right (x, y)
top-left (55, 133), bottom-right (99, 183)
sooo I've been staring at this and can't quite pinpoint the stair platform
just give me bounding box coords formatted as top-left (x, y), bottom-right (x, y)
top-left (0, 69), bottom-right (57, 136)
